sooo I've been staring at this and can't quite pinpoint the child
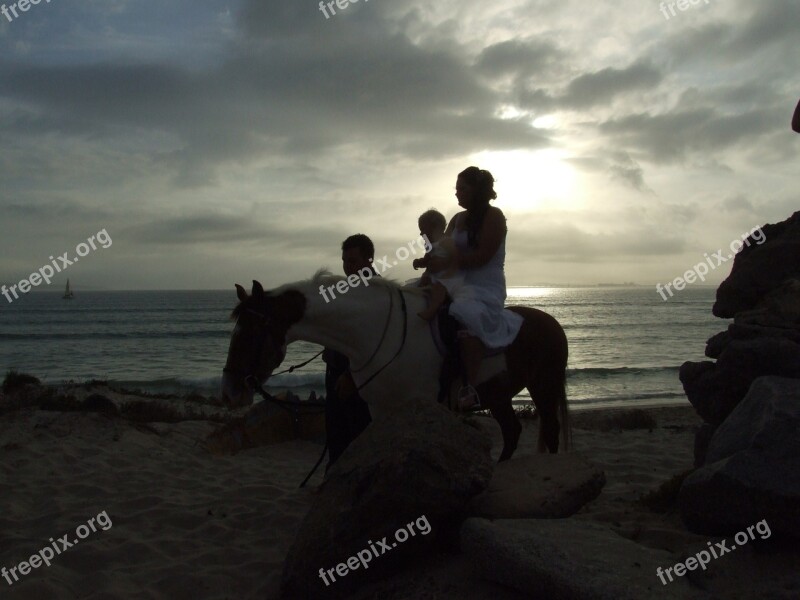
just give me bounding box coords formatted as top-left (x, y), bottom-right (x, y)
top-left (412, 209), bottom-right (464, 320)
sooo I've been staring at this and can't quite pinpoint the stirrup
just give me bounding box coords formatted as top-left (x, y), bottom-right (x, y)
top-left (457, 385), bottom-right (480, 411)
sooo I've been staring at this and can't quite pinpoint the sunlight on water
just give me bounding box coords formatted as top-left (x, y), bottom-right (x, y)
top-left (507, 287), bottom-right (558, 299)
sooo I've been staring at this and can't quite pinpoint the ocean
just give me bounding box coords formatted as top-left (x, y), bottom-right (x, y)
top-left (0, 287), bottom-right (724, 411)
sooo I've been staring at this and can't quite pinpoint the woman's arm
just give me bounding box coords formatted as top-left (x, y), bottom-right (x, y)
top-left (457, 207), bottom-right (507, 270)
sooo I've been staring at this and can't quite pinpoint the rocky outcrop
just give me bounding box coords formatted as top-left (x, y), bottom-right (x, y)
top-left (679, 377), bottom-right (800, 538)
top-left (680, 212), bottom-right (800, 465)
top-left (280, 397), bottom-right (493, 599)
top-left (461, 518), bottom-right (701, 599)
top-left (467, 453), bottom-right (605, 519)
top-left (713, 211), bottom-right (800, 317)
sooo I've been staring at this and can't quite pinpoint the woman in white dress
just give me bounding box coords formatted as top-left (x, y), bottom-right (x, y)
top-left (429, 167), bottom-right (524, 409)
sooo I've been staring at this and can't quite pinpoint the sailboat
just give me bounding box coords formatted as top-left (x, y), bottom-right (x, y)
top-left (62, 279), bottom-right (74, 299)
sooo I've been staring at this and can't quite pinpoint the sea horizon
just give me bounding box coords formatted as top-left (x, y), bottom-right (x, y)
top-left (0, 287), bottom-right (723, 413)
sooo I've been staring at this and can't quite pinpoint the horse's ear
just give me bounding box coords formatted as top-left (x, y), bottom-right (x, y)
top-left (252, 280), bottom-right (265, 299)
top-left (235, 284), bottom-right (248, 303)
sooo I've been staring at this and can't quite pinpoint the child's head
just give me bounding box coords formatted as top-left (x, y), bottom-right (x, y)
top-left (418, 209), bottom-right (446, 239)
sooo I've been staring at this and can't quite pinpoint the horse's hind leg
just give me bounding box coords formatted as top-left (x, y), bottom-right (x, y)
top-left (481, 380), bottom-right (521, 461)
top-left (529, 377), bottom-right (560, 453)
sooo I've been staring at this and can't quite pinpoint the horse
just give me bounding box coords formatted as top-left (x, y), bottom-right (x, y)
top-left (221, 270), bottom-right (570, 461)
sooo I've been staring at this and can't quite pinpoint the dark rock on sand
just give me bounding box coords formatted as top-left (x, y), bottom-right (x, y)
top-left (682, 336), bottom-right (800, 426)
top-left (461, 518), bottom-right (700, 599)
top-left (467, 453), bottom-right (605, 519)
top-left (713, 211), bottom-right (800, 318)
top-left (679, 377), bottom-right (800, 538)
top-left (83, 394), bottom-right (119, 415)
top-left (280, 397), bottom-right (493, 599)
top-left (681, 212), bottom-right (800, 466)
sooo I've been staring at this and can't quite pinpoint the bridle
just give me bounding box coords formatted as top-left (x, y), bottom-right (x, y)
top-left (223, 285), bottom-right (409, 488)
top-left (222, 306), bottom-right (288, 388)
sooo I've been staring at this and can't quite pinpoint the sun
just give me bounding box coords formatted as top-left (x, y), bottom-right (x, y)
top-left (469, 148), bottom-right (580, 213)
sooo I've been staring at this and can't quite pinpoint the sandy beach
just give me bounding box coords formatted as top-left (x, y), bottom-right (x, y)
top-left (1, 382), bottom-right (796, 599)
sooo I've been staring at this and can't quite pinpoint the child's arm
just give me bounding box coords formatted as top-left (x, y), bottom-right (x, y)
top-left (426, 238), bottom-right (457, 273)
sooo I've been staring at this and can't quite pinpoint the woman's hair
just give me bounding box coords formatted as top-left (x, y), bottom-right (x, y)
top-left (458, 166), bottom-right (496, 248)
top-left (418, 209), bottom-right (446, 232)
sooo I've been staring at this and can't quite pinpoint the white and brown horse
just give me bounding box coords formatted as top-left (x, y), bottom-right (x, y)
top-left (221, 271), bottom-right (570, 460)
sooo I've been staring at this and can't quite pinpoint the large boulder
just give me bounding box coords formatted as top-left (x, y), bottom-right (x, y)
top-left (682, 273), bottom-right (800, 465)
top-left (280, 397), bottom-right (494, 599)
top-left (681, 337), bottom-right (800, 427)
top-left (467, 453), bottom-right (605, 519)
top-left (679, 377), bottom-right (800, 538)
top-left (713, 211), bottom-right (800, 318)
top-left (461, 518), bottom-right (701, 599)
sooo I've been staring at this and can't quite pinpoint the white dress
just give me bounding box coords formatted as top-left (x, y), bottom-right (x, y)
top-left (428, 240), bottom-right (465, 297)
top-left (448, 226), bottom-right (524, 348)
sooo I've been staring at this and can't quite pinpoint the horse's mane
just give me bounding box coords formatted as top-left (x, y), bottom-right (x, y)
top-left (284, 268), bottom-right (427, 297)
top-left (232, 269), bottom-right (426, 318)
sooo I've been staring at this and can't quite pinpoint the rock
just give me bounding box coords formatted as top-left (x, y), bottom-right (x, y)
top-left (204, 398), bottom-right (325, 455)
top-left (280, 397), bottom-right (493, 599)
top-left (680, 337), bottom-right (800, 426)
top-left (713, 211), bottom-right (800, 318)
top-left (83, 394), bottom-right (119, 415)
top-left (704, 331), bottom-right (730, 359)
top-left (461, 518), bottom-right (700, 599)
top-left (735, 279), bottom-right (800, 328)
top-left (467, 453), bottom-right (605, 519)
top-left (693, 422), bottom-right (716, 467)
top-left (679, 377), bottom-right (800, 538)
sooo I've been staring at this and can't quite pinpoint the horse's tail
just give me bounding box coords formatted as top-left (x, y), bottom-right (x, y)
top-left (556, 363), bottom-right (572, 451)
top-left (535, 341), bottom-right (571, 452)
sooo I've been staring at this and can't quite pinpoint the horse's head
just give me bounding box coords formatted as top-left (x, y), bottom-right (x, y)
top-left (221, 280), bottom-right (306, 408)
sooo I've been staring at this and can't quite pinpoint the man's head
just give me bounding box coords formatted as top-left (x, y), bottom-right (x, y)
top-left (341, 234), bottom-right (374, 276)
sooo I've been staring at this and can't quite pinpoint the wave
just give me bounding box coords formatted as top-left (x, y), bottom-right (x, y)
top-left (566, 366), bottom-right (681, 377)
top-left (512, 390), bottom-right (687, 405)
top-left (0, 330), bottom-right (228, 340)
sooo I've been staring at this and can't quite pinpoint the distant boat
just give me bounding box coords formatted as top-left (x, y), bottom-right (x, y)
top-left (63, 279), bottom-right (74, 299)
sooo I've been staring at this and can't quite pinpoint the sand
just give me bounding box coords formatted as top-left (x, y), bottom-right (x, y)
top-left (1, 387), bottom-right (796, 599)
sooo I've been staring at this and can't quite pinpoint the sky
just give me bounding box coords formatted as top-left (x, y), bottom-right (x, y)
top-left (0, 0), bottom-right (797, 292)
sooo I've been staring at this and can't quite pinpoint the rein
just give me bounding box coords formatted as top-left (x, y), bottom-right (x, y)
top-left (233, 285), bottom-right (409, 487)
top-left (353, 287), bottom-right (408, 393)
